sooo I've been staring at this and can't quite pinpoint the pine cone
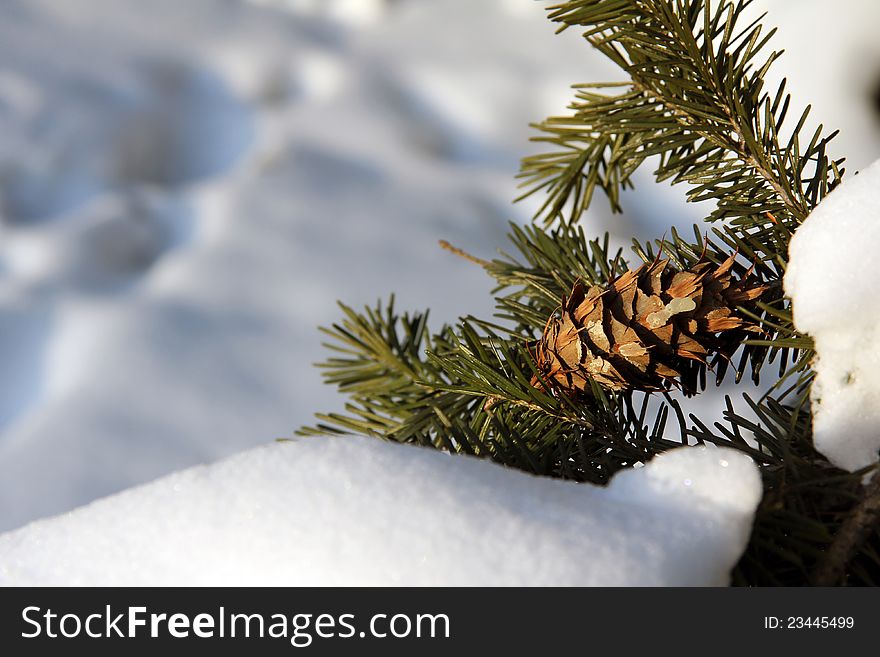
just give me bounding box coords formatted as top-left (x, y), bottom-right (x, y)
top-left (531, 253), bottom-right (767, 395)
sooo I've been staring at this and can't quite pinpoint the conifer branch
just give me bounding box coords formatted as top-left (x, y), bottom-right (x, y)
top-left (303, 0), bottom-right (878, 585)
top-left (521, 0), bottom-right (842, 235)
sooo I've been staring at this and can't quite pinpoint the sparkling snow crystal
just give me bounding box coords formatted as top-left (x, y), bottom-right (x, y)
top-left (0, 438), bottom-right (761, 586)
top-left (785, 158), bottom-right (880, 471)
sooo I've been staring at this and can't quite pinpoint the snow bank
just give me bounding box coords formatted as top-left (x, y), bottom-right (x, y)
top-left (785, 158), bottom-right (880, 471)
top-left (0, 438), bottom-right (761, 586)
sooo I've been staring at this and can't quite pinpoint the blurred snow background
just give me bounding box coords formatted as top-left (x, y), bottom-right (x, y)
top-left (0, 0), bottom-right (878, 532)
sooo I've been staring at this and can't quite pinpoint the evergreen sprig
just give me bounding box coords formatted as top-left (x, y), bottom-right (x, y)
top-left (520, 0), bottom-right (843, 230)
top-left (302, 0), bottom-right (878, 585)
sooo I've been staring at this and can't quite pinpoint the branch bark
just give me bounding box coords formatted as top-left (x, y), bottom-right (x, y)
top-left (811, 469), bottom-right (880, 586)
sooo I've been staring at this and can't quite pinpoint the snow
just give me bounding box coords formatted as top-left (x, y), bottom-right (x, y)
top-left (0, 0), bottom-right (625, 531)
top-left (0, 437), bottom-right (762, 586)
top-left (0, 0), bottom-right (878, 547)
top-left (785, 158), bottom-right (880, 472)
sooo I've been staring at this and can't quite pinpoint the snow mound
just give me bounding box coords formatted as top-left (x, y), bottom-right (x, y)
top-left (785, 158), bottom-right (880, 471)
top-left (0, 438), bottom-right (761, 586)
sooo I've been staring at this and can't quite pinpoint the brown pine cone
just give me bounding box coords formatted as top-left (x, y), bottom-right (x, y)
top-left (531, 252), bottom-right (767, 395)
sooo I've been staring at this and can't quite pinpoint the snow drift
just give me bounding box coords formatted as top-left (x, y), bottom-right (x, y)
top-left (0, 438), bottom-right (761, 586)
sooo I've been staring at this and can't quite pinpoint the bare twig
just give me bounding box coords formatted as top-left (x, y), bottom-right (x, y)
top-left (439, 240), bottom-right (490, 267)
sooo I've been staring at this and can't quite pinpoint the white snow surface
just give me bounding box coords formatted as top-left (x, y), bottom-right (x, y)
top-left (0, 0), bottom-right (623, 531)
top-left (785, 158), bottom-right (880, 472)
top-left (0, 438), bottom-right (762, 586)
top-left (0, 0), bottom-right (879, 534)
